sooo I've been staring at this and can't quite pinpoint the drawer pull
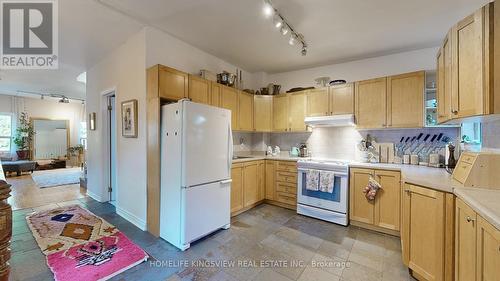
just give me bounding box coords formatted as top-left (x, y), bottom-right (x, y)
top-left (466, 216), bottom-right (475, 223)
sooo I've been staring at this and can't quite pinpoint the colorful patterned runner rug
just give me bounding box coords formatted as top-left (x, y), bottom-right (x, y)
top-left (26, 205), bottom-right (148, 281)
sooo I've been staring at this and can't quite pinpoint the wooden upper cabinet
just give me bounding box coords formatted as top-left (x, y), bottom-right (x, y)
top-left (455, 198), bottom-right (477, 281)
top-left (437, 32), bottom-right (453, 124)
top-left (273, 94), bottom-right (289, 132)
top-left (307, 88), bottom-right (329, 117)
top-left (373, 170), bottom-right (401, 231)
top-left (238, 91), bottom-right (254, 131)
top-left (330, 83), bottom-right (354, 115)
top-left (452, 9), bottom-right (488, 118)
top-left (387, 71), bottom-right (425, 128)
top-left (158, 65), bottom-right (188, 100)
top-left (188, 75), bottom-right (211, 104)
top-left (476, 216), bottom-right (500, 281)
top-left (210, 82), bottom-right (222, 107)
top-left (221, 86), bottom-right (239, 130)
top-left (254, 95), bottom-right (273, 132)
top-left (355, 78), bottom-right (387, 128)
top-left (288, 91), bottom-right (307, 131)
top-left (349, 168), bottom-right (375, 224)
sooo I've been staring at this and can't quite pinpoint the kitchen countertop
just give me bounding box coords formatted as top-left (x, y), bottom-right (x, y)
top-left (231, 154), bottom-right (500, 229)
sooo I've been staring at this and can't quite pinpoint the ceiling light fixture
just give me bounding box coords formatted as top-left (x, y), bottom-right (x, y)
top-left (263, 0), bottom-right (308, 56)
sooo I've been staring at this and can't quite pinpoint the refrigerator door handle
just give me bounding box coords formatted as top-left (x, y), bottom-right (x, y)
top-left (227, 122), bottom-right (233, 173)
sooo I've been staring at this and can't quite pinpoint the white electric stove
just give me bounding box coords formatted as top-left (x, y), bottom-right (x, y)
top-left (296, 158), bottom-right (350, 226)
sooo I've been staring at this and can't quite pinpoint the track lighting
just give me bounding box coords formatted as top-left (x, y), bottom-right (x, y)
top-left (263, 0), bottom-right (308, 56)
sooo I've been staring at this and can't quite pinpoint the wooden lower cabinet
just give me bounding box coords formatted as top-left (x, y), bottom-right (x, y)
top-left (265, 160), bottom-right (275, 200)
top-left (401, 183), bottom-right (454, 281)
top-left (231, 160), bottom-right (265, 216)
top-left (455, 198), bottom-right (477, 281)
top-left (455, 197), bottom-right (500, 281)
top-left (265, 160), bottom-right (297, 210)
top-left (349, 168), bottom-right (401, 234)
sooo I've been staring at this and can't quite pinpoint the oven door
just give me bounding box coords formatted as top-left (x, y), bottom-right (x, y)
top-left (297, 168), bottom-right (348, 213)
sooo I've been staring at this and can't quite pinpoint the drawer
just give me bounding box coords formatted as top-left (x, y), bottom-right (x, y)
top-left (275, 192), bottom-right (296, 205)
top-left (276, 161), bottom-right (297, 172)
top-left (276, 182), bottom-right (297, 194)
top-left (460, 153), bottom-right (477, 165)
top-left (453, 162), bottom-right (472, 184)
top-left (276, 171), bottom-right (297, 183)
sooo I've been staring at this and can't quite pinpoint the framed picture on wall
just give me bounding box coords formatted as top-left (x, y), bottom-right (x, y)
top-left (121, 99), bottom-right (138, 138)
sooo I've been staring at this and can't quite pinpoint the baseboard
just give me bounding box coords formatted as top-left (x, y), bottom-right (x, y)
top-left (86, 190), bottom-right (107, 202)
top-left (116, 205), bottom-right (147, 231)
top-left (350, 220), bottom-right (400, 237)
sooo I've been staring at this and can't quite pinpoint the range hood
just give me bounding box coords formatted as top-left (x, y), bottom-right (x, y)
top-left (304, 114), bottom-right (355, 127)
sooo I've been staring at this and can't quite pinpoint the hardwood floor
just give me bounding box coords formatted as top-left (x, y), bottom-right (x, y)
top-left (6, 173), bottom-right (87, 210)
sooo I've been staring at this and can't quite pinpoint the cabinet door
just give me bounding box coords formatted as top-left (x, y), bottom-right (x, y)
top-left (387, 71), bottom-right (424, 128)
top-left (452, 8), bottom-right (487, 118)
top-left (355, 78), bottom-right (387, 128)
top-left (221, 86), bottom-right (239, 130)
top-left (159, 66), bottom-right (188, 100)
top-left (476, 216), bottom-right (500, 281)
top-left (254, 95), bottom-right (273, 132)
top-left (289, 92), bottom-right (307, 131)
top-left (437, 32), bottom-right (453, 123)
top-left (188, 75), bottom-right (211, 104)
top-left (265, 161), bottom-right (275, 200)
top-left (258, 161), bottom-right (265, 201)
top-left (243, 162), bottom-right (259, 207)
top-left (231, 165), bottom-right (243, 214)
top-left (210, 82), bottom-right (222, 107)
top-left (405, 184), bottom-right (445, 281)
top-left (374, 170), bottom-right (401, 231)
top-left (330, 83), bottom-right (354, 115)
top-left (307, 88), bottom-right (329, 117)
top-left (455, 198), bottom-right (477, 281)
top-left (349, 168), bottom-right (375, 224)
top-left (238, 91), bottom-right (254, 131)
top-left (273, 95), bottom-right (289, 132)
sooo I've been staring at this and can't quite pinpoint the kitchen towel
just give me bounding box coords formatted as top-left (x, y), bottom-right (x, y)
top-left (305, 169), bottom-right (319, 191)
top-left (319, 171), bottom-right (335, 193)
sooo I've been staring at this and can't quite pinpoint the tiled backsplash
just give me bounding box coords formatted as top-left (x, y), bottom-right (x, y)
top-left (482, 121), bottom-right (500, 149)
top-left (234, 127), bottom-right (460, 160)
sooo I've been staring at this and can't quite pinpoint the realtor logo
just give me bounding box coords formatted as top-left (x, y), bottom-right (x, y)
top-left (0, 0), bottom-right (58, 69)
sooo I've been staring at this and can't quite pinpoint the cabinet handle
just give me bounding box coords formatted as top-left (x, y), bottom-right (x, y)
top-left (404, 189), bottom-right (411, 194)
top-left (451, 109), bottom-right (458, 115)
top-left (466, 216), bottom-right (475, 223)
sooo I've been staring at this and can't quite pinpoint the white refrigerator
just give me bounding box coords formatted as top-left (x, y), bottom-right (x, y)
top-left (160, 100), bottom-right (233, 251)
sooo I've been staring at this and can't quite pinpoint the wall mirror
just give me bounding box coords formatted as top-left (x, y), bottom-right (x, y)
top-left (32, 119), bottom-right (70, 160)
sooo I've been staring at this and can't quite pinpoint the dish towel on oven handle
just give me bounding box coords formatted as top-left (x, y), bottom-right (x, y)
top-left (305, 169), bottom-right (320, 191)
top-left (319, 171), bottom-right (335, 193)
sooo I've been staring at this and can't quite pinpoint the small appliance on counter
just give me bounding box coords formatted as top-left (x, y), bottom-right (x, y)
top-left (299, 143), bottom-right (308, 157)
top-left (290, 146), bottom-right (300, 157)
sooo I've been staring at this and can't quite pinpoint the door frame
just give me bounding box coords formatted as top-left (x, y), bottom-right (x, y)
top-left (101, 88), bottom-right (118, 203)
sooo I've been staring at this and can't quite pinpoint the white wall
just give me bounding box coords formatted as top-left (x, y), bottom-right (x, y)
top-left (145, 27), bottom-right (256, 89)
top-left (86, 29), bottom-right (147, 229)
top-left (0, 94), bottom-right (84, 158)
top-left (265, 47), bottom-right (439, 92)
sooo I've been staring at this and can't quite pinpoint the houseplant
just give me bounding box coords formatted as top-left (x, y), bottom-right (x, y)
top-left (13, 112), bottom-right (34, 160)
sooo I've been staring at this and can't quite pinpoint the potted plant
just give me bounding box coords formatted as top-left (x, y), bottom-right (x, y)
top-left (67, 144), bottom-right (84, 157)
top-left (13, 112), bottom-right (34, 160)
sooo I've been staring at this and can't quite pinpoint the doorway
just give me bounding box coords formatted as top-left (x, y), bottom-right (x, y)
top-left (106, 94), bottom-right (117, 203)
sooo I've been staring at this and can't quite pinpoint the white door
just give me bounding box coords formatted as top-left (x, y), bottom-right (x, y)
top-left (182, 102), bottom-right (232, 187)
top-left (182, 180), bottom-right (231, 243)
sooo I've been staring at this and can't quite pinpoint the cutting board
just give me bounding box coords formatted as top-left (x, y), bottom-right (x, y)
top-left (378, 143), bottom-right (394, 163)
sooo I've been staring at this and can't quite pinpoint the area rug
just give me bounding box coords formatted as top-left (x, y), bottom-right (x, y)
top-left (32, 167), bottom-right (82, 188)
top-left (26, 205), bottom-right (148, 281)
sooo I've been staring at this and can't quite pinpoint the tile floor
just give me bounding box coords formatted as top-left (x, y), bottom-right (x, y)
top-left (11, 200), bottom-right (415, 281)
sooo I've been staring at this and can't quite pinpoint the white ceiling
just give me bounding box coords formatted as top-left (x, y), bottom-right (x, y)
top-left (0, 0), bottom-right (490, 100)
top-left (100, 0), bottom-right (490, 73)
top-left (0, 0), bottom-right (144, 100)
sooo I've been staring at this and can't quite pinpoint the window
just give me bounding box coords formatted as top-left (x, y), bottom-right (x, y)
top-left (0, 114), bottom-right (12, 152)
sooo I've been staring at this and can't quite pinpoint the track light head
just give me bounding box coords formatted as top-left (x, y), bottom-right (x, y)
top-left (263, 0), bottom-right (273, 17)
